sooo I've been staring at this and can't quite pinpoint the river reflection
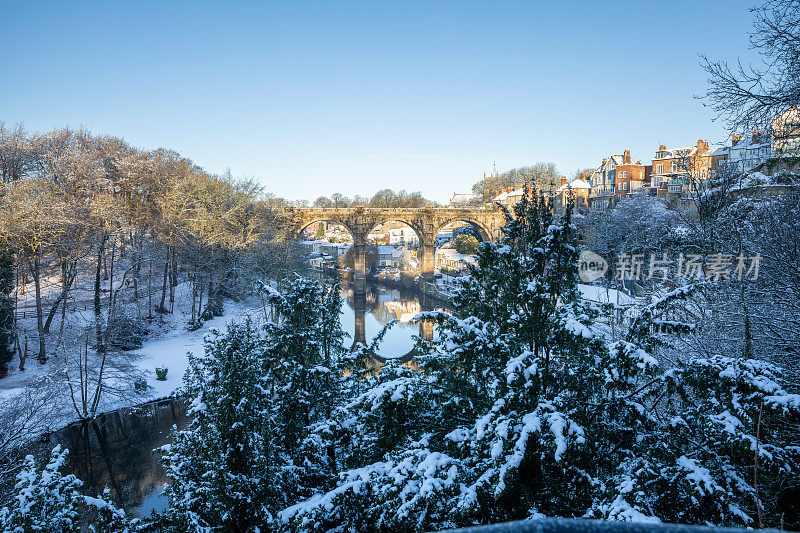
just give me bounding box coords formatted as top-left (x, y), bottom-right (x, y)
top-left (0, 399), bottom-right (187, 518)
top-left (339, 283), bottom-right (451, 361)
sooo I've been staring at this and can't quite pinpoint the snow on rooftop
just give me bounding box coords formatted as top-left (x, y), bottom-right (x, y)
top-left (557, 178), bottom-right (591, 192)
top-left (492, 188), bottom-right (524, 201)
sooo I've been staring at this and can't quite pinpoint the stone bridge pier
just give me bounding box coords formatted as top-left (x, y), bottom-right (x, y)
top-left (284, 207), bottom-right (506, 290)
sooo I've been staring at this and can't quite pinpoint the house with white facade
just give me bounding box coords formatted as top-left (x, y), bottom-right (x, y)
top-left (726, 134), bottom-right (772, 173)
top-left (388, 227), bottom-right (419, 245)
top-left (300, 240), bottom-right (325, 255)
top-left (589, 154), bottom-right (624, 208)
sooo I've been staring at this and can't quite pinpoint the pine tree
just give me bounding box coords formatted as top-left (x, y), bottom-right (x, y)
top-left (281, 194), bottom-right (660, 529)
top-left (0, 446), bottom-right (133, 533)
top-left (161, 320), bottom-right (281, 532)
top-left (281, 193), bottom-right (800, 530)
top-left (162, 278), bottom-right (347, 532)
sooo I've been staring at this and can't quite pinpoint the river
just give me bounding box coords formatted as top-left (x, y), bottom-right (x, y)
top-left (1, 280), bottom-right (451, 518)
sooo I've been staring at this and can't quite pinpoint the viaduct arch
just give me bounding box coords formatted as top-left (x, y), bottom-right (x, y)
top-left (284, 206), bottom-right (506, 289)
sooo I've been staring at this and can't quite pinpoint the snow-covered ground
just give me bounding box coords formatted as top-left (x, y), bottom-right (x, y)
top-left (124, 299), bottom-right (261, 400)
top-left (0, 285), bottom-right (263, 441)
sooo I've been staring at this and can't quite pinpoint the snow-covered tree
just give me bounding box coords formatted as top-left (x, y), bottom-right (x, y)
top-left (0, 445), bottom-right (133, 533)
top-left (600, 355), bottom-right (800, 527)
top-left (160, 320), bottom-right (281, 531)
top-left (162, 278), bottom-right (347, 532)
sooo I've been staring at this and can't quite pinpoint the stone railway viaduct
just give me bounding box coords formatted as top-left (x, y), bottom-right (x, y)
top-left (284, 206), bottom-right (507, 288)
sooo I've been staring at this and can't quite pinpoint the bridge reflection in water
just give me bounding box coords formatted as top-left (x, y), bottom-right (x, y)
top-left (340, 283), bottom-right (448, 362)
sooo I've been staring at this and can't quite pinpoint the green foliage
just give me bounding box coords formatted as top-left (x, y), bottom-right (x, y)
top-left (282, 192), bottom-right (800, 530)
top-left (162, 319), bottom-right (280, 531)
top-left (0, 446), bottom-right (133, 533)
top-left (454, 234), bottom-right (479, 255)
top-left (161, 278), bottom-right (347, 532)
top-left (106, 312), bottom-right (148, 351)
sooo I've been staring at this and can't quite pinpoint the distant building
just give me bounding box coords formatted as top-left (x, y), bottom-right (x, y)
top-left (320, 242), bottom-right (351, 263)
top-left (726, 134), bottom-right (772, 173)
top-left (589, 154), bottom-right (623, 209)
top-left (300, 239), bottom-right (325, 255)
top-left (614, 150), bottom-right (648, 197)
top-left (435, 248), bottom-right (477, 271)
top-left (388, 226), bottom-right (419, 245)
top-left (554, 176), bottom-right (591, 212)
top-left (376, 246), bottom-right (411, 269)
top-left (492, 186), bottom-right (525, 210)
top-left (449, 192), bottom-right (480, 207)
top-left (650, 140), bottom-right (715, 197)
top-left (772, 107), bottom-right (800, 157)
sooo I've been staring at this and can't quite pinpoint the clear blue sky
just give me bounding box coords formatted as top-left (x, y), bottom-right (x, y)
top-left (2, 1), bottom-right (755, 204)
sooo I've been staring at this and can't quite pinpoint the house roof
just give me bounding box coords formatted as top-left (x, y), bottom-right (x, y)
top-left (492, 188), bottom-right (524, 201)
top-left (709, 146), bottom-right (730, 157)
top-left (653, 146), bottom-right (696, 160)
top-left (450, 193), bottom-right (479, 205)
top-left (556, 178), bottom-right (591, 192)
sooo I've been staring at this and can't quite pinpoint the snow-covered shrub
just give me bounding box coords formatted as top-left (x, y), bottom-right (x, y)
top-left (0, 445), bottom-right (133, 532)
top-left (596, 355), bottom-right (800, 526)
top-left (106, 312), bottom-right (147, 351)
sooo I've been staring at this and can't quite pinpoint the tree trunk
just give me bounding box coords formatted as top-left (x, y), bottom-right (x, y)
top-left (29, 253), bottom-right (46, 363)
top-left (94, 237), bottom-right (106, 354)
top-left (159, 261), bottom-right (168, 313)
top-left (169, 248), bottom-right (176, 313)
top-left (44, 259), bottom-right (75, 334)
top-left (107, 238), bottom-right (116, 316)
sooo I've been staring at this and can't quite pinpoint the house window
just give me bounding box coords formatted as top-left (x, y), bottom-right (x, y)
top-left (657, 164), bottom-right (663, 174)
top-left (623, 182), bottom-right (627, 190)
top-left (671, 161), bottom-right (677, 172)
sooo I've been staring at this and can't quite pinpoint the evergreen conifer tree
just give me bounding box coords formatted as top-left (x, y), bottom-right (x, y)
top-left (0, 446), bottom-right (133, 533)
top-left (162, 278), bottom-right (347, 532)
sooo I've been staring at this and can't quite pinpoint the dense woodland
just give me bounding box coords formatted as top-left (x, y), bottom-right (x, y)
top-left (0, 125), bottom-right (305, 427)
top-left (311, 189), bottom-right (437, 209)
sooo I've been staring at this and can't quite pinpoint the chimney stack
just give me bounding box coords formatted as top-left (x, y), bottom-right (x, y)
top-left (624, 149), bottom-right (631, 164)
top-left (659, 144), bottom-right (666, 151)
top-left (732, 134), bottom-right (742, 146)
top-left (561, 176), bottom-right (567, 186)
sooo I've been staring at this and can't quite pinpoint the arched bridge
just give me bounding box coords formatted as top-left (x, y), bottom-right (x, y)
top-left (284, 206), bottom-right (507, 286)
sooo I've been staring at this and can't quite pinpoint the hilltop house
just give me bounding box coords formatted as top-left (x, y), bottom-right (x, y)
top-left (554, 176), bottom-right (591, 212)
top-left (650, 140), bottom-right (716, 197)
top-left (772, 107), bottom-right (800, 157)
top-left (589, 154), bottom-right (623, 209)
top-left (613, 150), bottom-right (649, 197)
top-left (726, 133), bottom-right (772, 173)
top-left (492, 186), bottom-right (525, 210)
